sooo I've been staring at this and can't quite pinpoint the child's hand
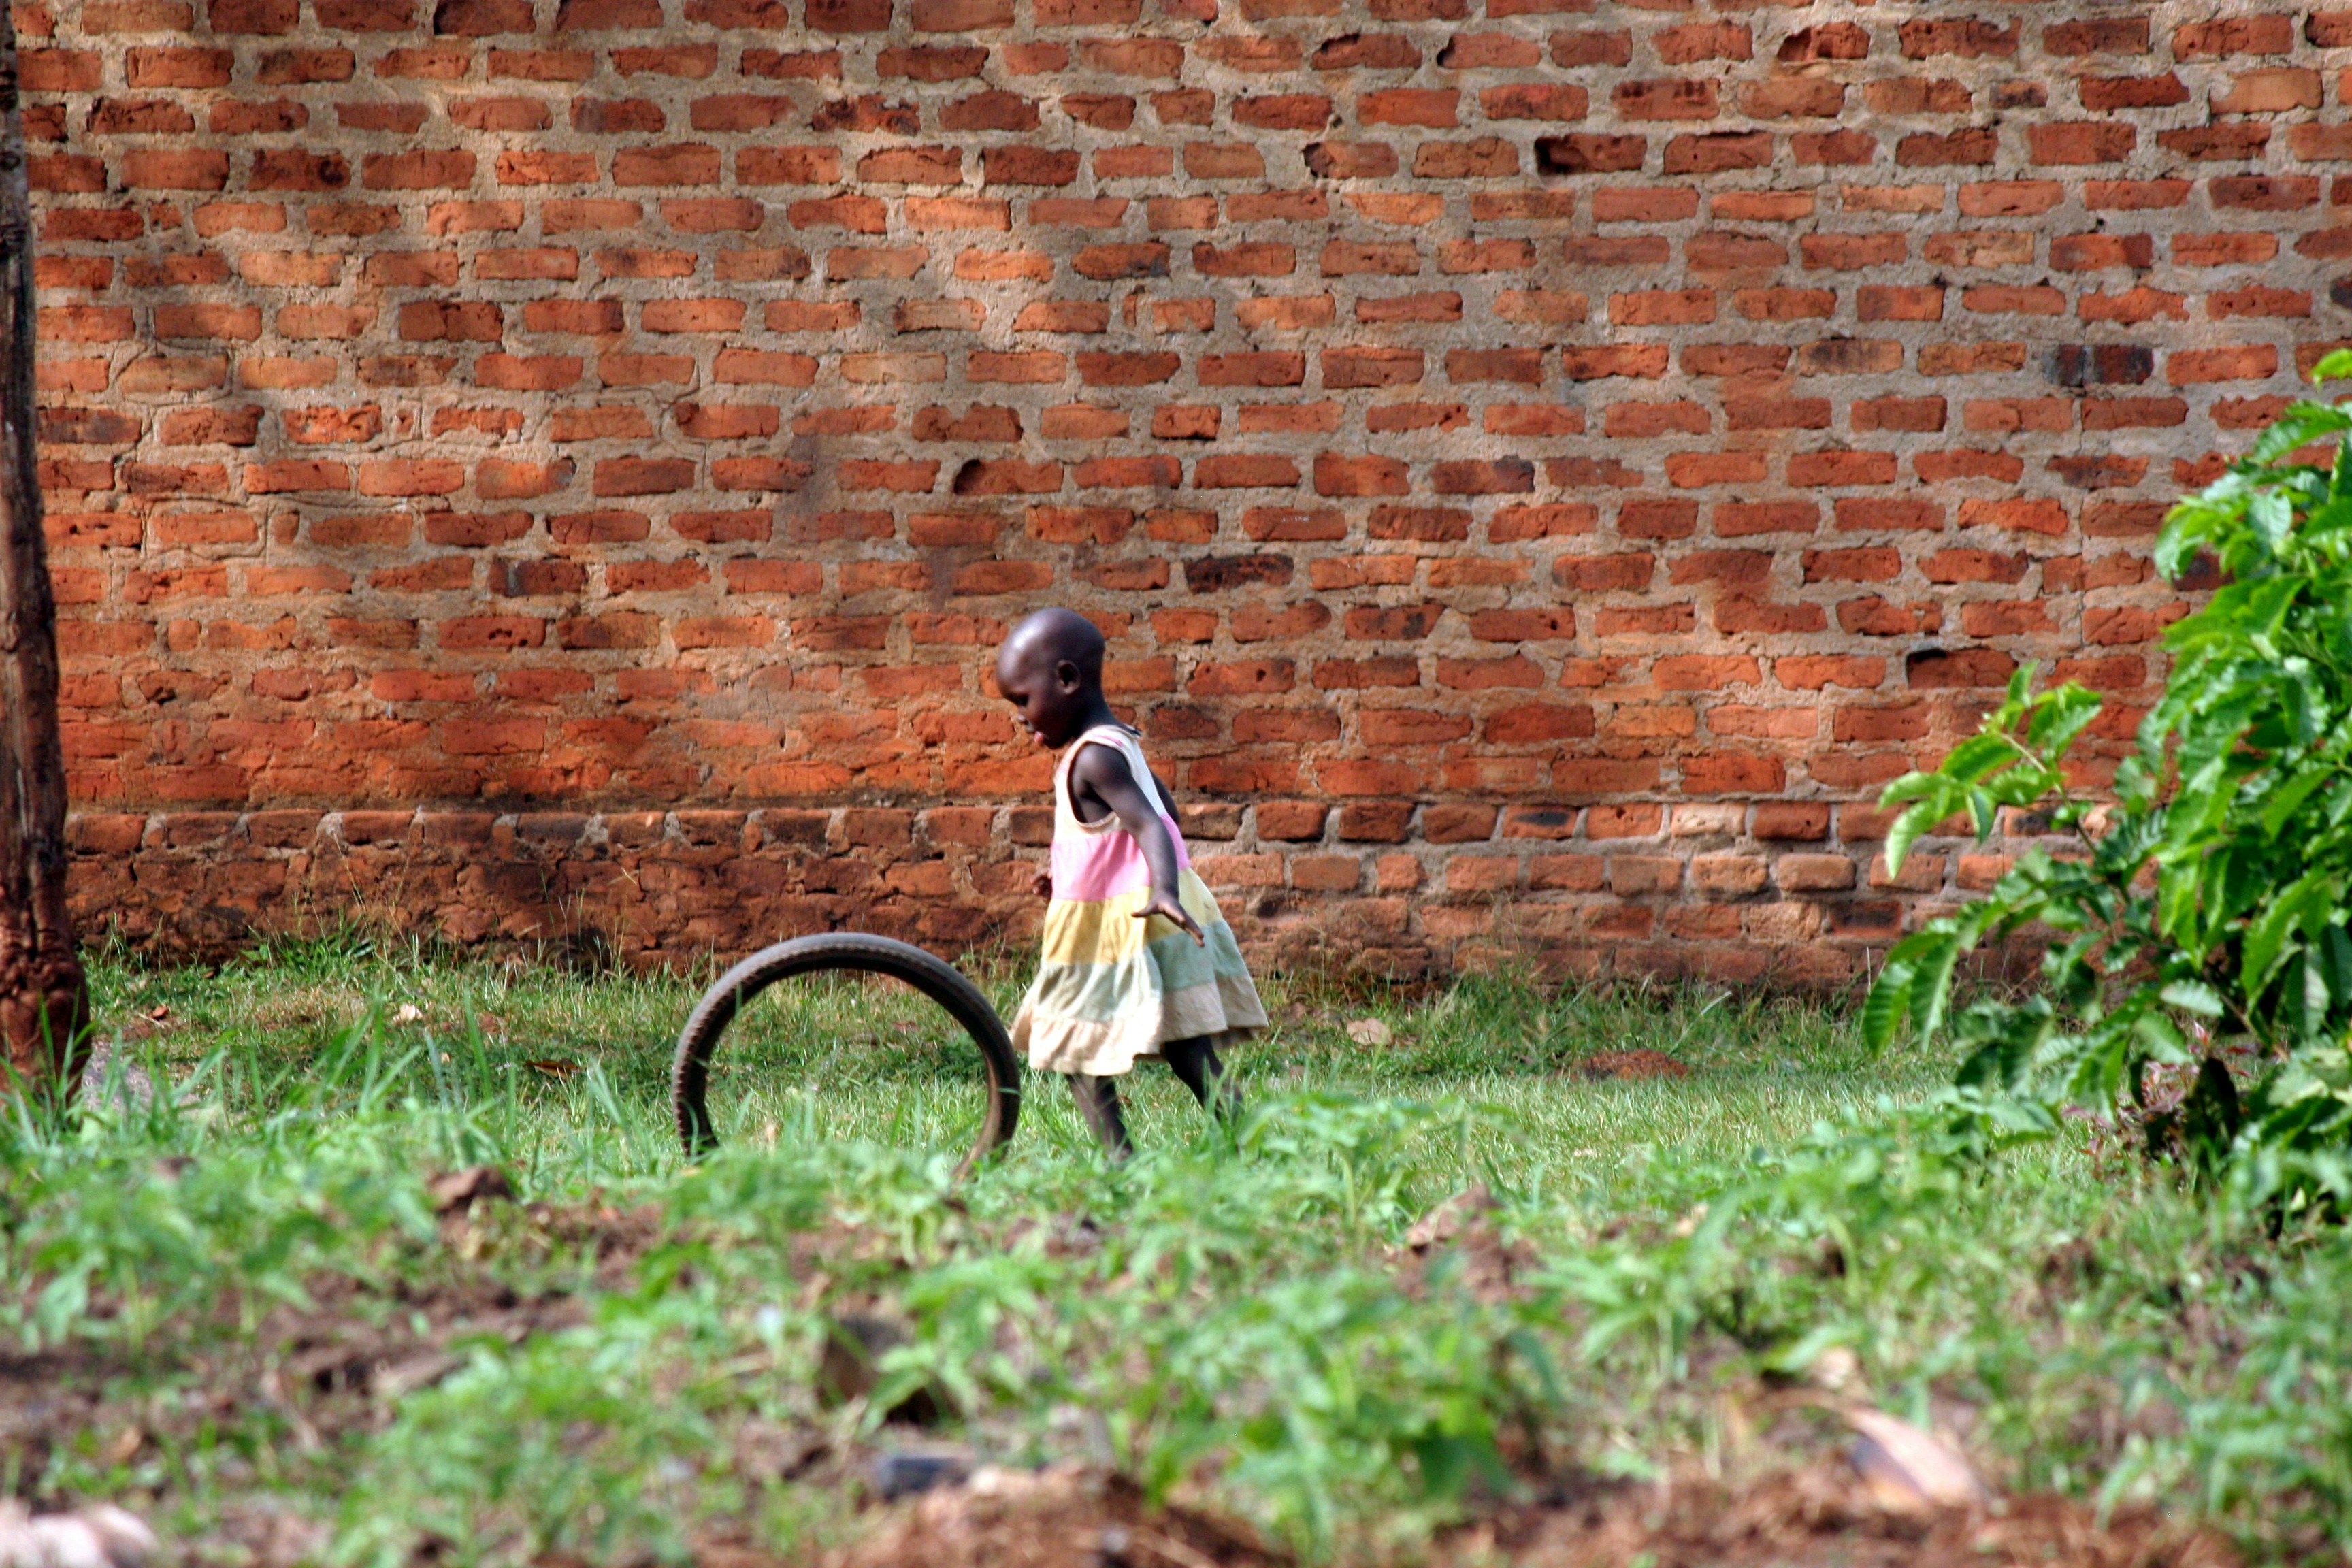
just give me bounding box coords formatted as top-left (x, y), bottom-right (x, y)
top-left (1136, 887), bottom-right (1205, 945)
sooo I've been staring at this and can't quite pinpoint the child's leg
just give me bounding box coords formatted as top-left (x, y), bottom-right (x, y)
top-left (1069, 1073), bottom-right (1134, 1159)
top-left (1163, 1034), bottom-right (1241, 1122)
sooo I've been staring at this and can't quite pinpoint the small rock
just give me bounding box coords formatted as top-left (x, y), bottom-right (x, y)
top-left (391, 1004), bottom-right (425, 1026)
top-left (78, 1041), bottom-right (154, 1113)
top-left (427, 1165), bottom-right (514, 1216)
top-left (872, 1446), bottom-right (971, 1500)
top-left (0, 1501), bottom-right (157, 1568)
top-left (964, 1465), bottom-right (1046, 1499)
top-left (1806, 1345), bottom-right (1863, 1396)
top-left (1345, 1018), bottom-right (1393, 1047)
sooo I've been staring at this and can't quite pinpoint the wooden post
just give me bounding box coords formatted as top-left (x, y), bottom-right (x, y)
top-left (0, 11), bottom-right (90, 1101)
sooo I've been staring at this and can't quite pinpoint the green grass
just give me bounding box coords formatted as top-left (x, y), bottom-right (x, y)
top-left (87, 934), bottom-right (1938, 1189)
top-left (4, 938), bottom-right (2347, 1564)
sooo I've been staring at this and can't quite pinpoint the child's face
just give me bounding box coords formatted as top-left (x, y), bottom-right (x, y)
top-left (994, 644), bottom-right (1087, 748)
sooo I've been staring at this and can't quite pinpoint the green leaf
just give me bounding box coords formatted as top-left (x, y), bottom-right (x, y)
top-left (1881, 777), bottom-right (1965, 875)
top-left (1967, 786), bottom-right (1999, 841)
top-left (2313, 348), bottom-right (2352, 384)
top-left (2251, 402), bottom-right (2352, 466)
top-left (2159, 980), bottom-right (2226, 1017)
top-left (1877, 769), bottom-right (1949, 808)
top-left (2156, 500), bottom-right (2228, 580)
top-left (2259, 765), bottom-right (2334, 839)
top-left (1884, 805), bottom-right (1927, 877)
top-left (1942, 730), bottom-right (2023, 785)
top-left (2132, 1009), bottom-right (2189, 1064)
top-left (1863, 957), bottom-right (1915, 1051)
top-left (2251, 490), bottom-right (2295, 555)
top-left (2243, 870), bottom-right (2340, 997)
top-left (2023, 684), bottom-right (2103, 761)
top-left (1909, 933), bottom-right (1965, 1043)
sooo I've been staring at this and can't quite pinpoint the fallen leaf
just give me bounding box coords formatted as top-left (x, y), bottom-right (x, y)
top-left (1346, 1018), bottom-right (1393, 1047)
top-left (525, 1058), bottom-right (582, 1078)
top-left (1844, 1407), bottom-right (1987, 1512)
top-left (372, 1352), bottom-right (462, 1402)
top-left (427, 1165), bottom-right (514, 1216)
top-left (1405, 1185), bottom-right (1498, 1252)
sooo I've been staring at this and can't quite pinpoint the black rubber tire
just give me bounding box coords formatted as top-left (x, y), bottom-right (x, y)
top-left (670, 932), bottom-right (1022, 1176)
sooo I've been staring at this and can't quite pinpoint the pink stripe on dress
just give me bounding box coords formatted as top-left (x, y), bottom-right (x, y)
top-left (1051, 818), bottom-right (1194, 902)
top-left (1047, 730), bottom-right (1194, 902)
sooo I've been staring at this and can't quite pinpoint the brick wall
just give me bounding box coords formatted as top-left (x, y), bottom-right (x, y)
top-left (22, 0), bottom-right (2346, 976)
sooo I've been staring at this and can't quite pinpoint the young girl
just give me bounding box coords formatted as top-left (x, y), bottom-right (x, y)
top-left (995, 608), bottom-right (1265, 1156)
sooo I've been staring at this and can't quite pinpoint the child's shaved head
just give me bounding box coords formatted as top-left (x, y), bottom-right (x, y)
top-left (996, 608), bottom-right (1110, 749)
top-left (1000, 607), bottom-right (1104, 683)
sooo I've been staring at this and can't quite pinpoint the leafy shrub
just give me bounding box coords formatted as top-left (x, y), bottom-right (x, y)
top-left (1870, 355), bottom-right (2352, 1199)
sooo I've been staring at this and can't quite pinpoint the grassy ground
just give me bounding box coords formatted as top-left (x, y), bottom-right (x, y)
top-left (3, 939), bottom-right (2346, 1564)
top-left (87, 935), bottom-right (1933, 1190)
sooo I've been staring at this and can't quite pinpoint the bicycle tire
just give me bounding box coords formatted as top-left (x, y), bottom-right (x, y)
top-left (670, 932), bottom-right (1022, 1176)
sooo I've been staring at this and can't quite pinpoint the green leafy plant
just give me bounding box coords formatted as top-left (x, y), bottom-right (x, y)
top-left (1869, 353), bottom-right (2352, 1197)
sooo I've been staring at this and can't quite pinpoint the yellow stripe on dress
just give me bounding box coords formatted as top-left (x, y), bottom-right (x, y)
top-left (1039, 889), bottom-right (1149, 966)
top-left (1037, 872), bottom-right (1225, 968)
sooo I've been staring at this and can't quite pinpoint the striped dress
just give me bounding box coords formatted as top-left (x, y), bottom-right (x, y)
top-left (1011, 724), bottom-right (1267, 1077)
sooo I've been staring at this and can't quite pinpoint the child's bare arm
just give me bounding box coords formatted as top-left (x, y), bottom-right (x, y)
top-left (1070, 746), bottom-right (1205, 945)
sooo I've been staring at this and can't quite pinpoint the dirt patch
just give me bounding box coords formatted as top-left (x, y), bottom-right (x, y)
top-left (0, 1180), bottom-right (659, 1503)
top-left (0, 1346), bottom-right (118, 1485)
top-left (1581, 1049), bottom-right (1690, 1082)
top-left (829, 1467), bottom-right (1284, 1568)
top-left (1397, 1185), bottom-right (1533, 1304)
top-left (823, 1465), bottom-right (2233, 1568)
top-left (1458, 1468), bottom-right (2235, 1568)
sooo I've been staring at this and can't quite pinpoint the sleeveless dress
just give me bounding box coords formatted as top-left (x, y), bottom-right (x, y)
top-left (1010, 724), bottom-right (1267, 1077)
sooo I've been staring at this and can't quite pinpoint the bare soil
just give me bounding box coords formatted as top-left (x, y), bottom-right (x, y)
top-left (1580, 1049), bottom-right (1692, 1082)
top-left (830, 1464), bottom-right (2234, 1568)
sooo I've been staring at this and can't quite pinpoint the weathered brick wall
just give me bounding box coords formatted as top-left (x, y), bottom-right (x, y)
top-left (21, 0), bottom-right (2345, 976)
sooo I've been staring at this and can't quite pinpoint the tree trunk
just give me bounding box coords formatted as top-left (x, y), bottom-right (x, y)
top-left (0, 10), bottom-right (89, 1102)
